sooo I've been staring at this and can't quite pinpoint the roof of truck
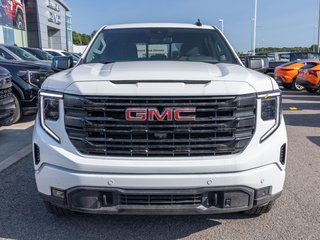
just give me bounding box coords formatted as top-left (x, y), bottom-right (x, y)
top-left (103, 23), bottom-right (216, 30)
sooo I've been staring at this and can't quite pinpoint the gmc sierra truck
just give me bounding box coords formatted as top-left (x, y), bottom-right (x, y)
top-left (0, 66), bottom-right (14, 126)
top-left (33, 23), bottom-right (287, 216)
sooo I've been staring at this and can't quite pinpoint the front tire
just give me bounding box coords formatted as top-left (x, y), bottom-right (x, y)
top-left (243, 201), bottom-right (275, 216)
top-left (8, 92), bottom-right (22, 125)
top-left (292, 78), bottom-right (304, 91)
top-left (15, 11), bottom-right (25, 30)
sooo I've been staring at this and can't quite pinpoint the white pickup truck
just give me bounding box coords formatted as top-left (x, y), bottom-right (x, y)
top-left (33, 23), bottom-right (287, 216)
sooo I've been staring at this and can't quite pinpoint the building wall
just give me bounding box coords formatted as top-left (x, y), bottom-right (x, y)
top-left (26, 0), bottom-right (71, 50)
top-left (25, 0), bottom-right (40, 48)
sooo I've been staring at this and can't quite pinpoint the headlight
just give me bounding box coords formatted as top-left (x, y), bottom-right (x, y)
top-left (18, 70), bottom-right (48, 88)
top-left (39, 91), bottom-right (63, 142)
top-left (259, 90), bottom-right (282, 143)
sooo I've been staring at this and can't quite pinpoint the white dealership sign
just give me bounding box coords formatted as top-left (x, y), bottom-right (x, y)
top-left (47, 0), bottom-right (61, 25)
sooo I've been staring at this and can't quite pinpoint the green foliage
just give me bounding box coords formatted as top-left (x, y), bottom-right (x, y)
top-left (72, 31), bottom-right (92, 45)
top-left (256, 45), bottom-right (318, 55)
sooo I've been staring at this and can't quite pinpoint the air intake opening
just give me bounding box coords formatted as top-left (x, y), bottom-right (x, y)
top-left (280, 144), bottom-right (286, 165)
top-left (34, 144), bottom-right (40, 165)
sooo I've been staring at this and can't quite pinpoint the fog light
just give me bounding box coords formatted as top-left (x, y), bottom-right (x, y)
top-left (255, 187), bottom-right (271, 199)
top-left (280, 144), bottom-right (286, 165)
top-left (33, 144), bottom-right (40, 165)
top-left (51, 188), bottom-right (66, 199)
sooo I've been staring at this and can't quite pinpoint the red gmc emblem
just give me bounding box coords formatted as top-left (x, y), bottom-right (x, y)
top-left (125, 108), bottom-right (196, 121)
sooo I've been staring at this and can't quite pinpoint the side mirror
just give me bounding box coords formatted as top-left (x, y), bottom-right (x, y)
top-left (245, 56), bottom-right (269, 72)
top-left (51, 56), bottom-right (74, 72)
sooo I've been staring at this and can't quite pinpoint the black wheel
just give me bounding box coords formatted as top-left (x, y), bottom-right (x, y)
top-left (15, 11), bottom-right (25, 30)
top-left (306, 87), bottom-right (318, 93)
top-left (282, 82), bottom-right (292, 89)
top-left (43, 200), bottom-right (72, 216)
top-left (243, 201), bottom-right (275, 216)
top-left (292, 78), bottom-right (304, 91)
top-left (8, 92), bottom-right (22, 125)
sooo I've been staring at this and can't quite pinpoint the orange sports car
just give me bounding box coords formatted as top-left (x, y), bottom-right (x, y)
top-left (296, 61), bottom-right (320, 93)
top-left (275, 60), bottom-right (307, 91)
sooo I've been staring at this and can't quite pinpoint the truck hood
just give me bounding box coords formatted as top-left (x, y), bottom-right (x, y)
top-left (0, 59), bottom-right (52, 71)
top-left (43, 61), bottom-right (276, 95)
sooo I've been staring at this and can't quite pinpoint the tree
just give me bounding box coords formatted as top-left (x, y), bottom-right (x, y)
top-left (72, 31), bottom-right (91, 45)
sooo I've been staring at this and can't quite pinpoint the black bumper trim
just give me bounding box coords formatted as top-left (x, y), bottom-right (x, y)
top-left (39, 186), bottom-right (282, 215)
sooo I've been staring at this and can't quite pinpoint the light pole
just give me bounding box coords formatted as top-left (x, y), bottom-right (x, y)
top-left (218, 19), bottom-right (224, 33)
top-left (252, 0), bottom-right (258, 55)
top-left (317, 0), bottom-right (320, 52)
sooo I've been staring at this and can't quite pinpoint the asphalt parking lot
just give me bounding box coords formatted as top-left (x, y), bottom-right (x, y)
top-left (0, 90), bottom-right (319, 240)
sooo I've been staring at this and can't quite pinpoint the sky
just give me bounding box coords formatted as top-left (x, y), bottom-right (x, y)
top-left (66, 0), bottom-right (320, 52)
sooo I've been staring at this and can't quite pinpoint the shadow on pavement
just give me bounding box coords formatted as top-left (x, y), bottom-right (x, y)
top-left (307, 136), bottom-right (320, 147)
top-left (19, 114), bottom-right (36, 123)
top-left (0, 155), bottom-right (260, 240)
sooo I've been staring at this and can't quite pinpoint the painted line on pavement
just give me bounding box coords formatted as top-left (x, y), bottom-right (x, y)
top-left (0, 144), bottom-right (32, 173)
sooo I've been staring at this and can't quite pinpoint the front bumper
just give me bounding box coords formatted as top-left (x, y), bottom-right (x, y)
top-left (21, 94), bottom-right (38, 115)
top-left (36, 162), bottom-right (285, 214)
top-left (296, 80), bottom-right (320, 90)
top-left (40, 186), bottom-right (281, 215)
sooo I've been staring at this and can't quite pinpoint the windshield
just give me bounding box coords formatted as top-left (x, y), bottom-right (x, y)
top-left (85, 28), bottom-right (238, 64)
top-left (6, 46), bottom-right (40, 61)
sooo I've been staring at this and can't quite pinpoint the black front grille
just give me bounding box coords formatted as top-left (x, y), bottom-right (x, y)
top-left (0, 88), bottom-right (11, 100)
top-left (120, 194), bottom-right (203, 206)
top-left (64, 94), bottom-right (256, 157)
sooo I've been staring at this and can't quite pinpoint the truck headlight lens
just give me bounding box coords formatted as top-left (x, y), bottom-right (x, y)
top-left (43, 97), bottom-right (60, 121)
top-left (18, 70), bottom-right (49, 88)
top-left (261, 98), bottom-right (276, 121)
top-left (39, 91), bottom-right (63, 142)
top-left (259, 91), bottom-right (282, 143)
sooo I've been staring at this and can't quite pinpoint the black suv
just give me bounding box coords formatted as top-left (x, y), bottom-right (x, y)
top-left (0, 57), bottom-right (53, 124)
top-left (0, 66), bottom-right (15, 126)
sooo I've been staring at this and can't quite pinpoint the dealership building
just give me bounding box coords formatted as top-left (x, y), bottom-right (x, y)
top-left (0, 0), bottom-right (73, 51)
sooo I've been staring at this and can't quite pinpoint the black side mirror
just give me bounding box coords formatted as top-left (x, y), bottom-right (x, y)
top-left (245, 56), bottom-right (269, 72)
top-left (52, 56), bottom-right (74, 72)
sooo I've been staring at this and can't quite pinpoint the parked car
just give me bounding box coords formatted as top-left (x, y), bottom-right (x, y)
top-left (0, 57), bottom-right (54, 124)
top-left (265, 52), bottom-right (320, 79)
top-left (0, 44), bottom-right (51, 66)
top-left (43, 49), bottom-right (79, 64)
top-left (267, 52), bottom-right (290, 62)
top-left (21, 47), bottom-right (54, 61)
top-left (296, 61), bottom-right (320, 93)
top-left (71, 52), bottom-right (82, 58)
top-left (274, 60), bottom-right (312, 90)
top-left (0, 66), bottom-right (15, 126)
